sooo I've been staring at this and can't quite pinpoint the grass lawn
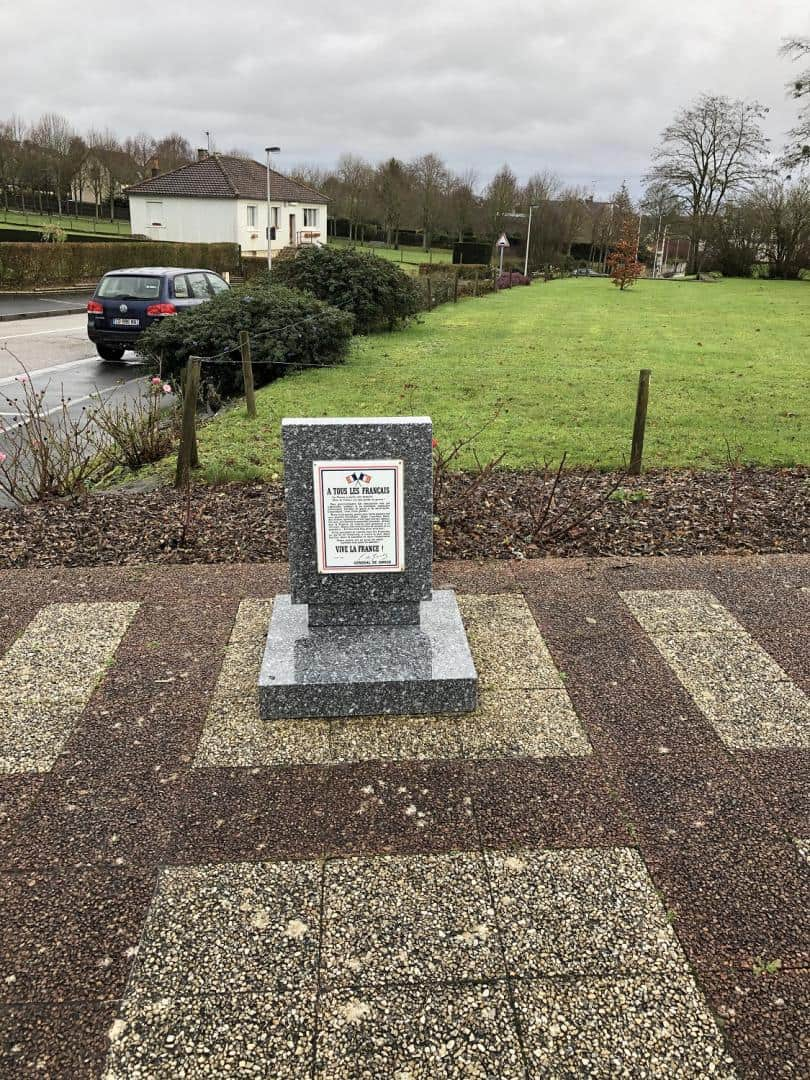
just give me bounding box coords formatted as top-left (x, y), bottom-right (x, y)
top-left (180, 277), bottom-right (809, 484)
top-left (328, 236), bottom-right (453, 270)
top-left (0, 208), bottom-right (130, 237)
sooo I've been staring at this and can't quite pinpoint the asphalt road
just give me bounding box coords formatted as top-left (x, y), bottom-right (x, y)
top-left (0, 290), bottom-right (93, 319)
top-left (0, 313), bottom-right (152, 506)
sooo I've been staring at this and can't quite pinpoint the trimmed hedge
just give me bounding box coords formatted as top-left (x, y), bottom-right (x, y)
top-left (0, 241), bottom-right (241, 289)
top-left (268, 244), bottom-right (420, 333)
top-left (418, 263), bottom-right (491, 280)
top-left (137, 281), bottom-right (354, 397)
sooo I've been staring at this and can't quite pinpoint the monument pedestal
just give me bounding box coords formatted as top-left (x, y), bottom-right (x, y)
top-left (258, 590), bottom-right (476, 719)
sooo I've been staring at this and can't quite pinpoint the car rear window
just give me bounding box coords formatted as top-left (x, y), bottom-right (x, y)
top-left (97, 275), bottom-right (162, 300)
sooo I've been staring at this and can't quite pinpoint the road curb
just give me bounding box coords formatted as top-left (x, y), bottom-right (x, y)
top-left (0, 307), bottom-right (86, 322)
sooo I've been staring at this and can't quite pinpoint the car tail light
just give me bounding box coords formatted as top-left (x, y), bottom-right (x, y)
top-left (87, 300), bottom-right (103, 314)
top-left (146, 302), bottom-right (177, 316)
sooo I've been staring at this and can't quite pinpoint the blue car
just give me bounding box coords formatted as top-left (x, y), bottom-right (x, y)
top-left (87, 266), bottom-right (229, 361)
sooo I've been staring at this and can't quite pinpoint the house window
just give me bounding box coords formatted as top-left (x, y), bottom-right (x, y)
top-left (303, 208), bottom-right (318, 227)
top-left (271, 206), bottom-right (279, 228)
top-left (246, 205), bottom-right (257, 227)
top-left (146, 201), bottom-right (163, 226)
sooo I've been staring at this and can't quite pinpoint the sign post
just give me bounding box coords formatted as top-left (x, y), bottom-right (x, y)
top-left (496, 232), bottom-right (509, 276)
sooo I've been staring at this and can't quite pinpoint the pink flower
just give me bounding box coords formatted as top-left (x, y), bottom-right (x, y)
top-left (162, 383), bottom-right (172, 394)
top-left (0, 451), bottom-right (6, 464)
top-left (16, 374), bottom-right (28, 383)
top-left (150, 376), bottom-right (162, 386)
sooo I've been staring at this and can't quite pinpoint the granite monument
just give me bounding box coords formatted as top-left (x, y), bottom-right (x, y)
top-left (258, 416), bottom-right (478, 719)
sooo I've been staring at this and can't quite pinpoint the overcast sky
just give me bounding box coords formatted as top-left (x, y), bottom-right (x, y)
top-left (4, 0), bottom-right (810, 197)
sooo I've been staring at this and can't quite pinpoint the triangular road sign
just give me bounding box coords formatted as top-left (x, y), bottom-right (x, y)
top-left (496, 233), bottom-right (510, 247)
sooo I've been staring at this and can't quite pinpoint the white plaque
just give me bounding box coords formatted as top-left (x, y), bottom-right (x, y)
top-left (313, 459), bottom-right (405, 574)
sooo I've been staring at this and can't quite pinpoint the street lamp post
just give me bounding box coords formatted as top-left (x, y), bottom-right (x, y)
top-left (265, 146), bottom-right (281, 273)
top-left (523, 205), bottom-right (538, 277)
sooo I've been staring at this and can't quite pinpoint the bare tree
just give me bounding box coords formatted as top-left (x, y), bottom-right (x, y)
top-left (32, 112), bottom-right (75, 214)
top-left (409, 153), bottom-right (448, 250)
top-left (446, 168), bottom-right (480, 243)
top-left (646, 94), bottom-right (770, 273)
top-left (781, 37), bottom-right (810, 168)
top-left (484, 163), bottom-right (519, 237)
top-left (375, 157), bottom-right (409, 246)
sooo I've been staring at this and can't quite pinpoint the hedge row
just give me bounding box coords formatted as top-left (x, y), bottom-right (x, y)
top-left (0, 241), bottom-right (241, 288)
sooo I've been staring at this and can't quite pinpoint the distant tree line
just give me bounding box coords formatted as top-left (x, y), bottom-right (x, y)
top-left (0, 116), bottom-right (225, 219)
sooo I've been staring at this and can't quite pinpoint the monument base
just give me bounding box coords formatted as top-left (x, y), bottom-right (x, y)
top-left (258, 590), bottom-right (478, 720)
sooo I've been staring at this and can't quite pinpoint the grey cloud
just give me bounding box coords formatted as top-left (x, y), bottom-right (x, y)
top-left (3, 0), bottom-right (808, 196)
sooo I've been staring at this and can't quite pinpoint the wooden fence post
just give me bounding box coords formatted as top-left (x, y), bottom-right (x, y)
top-left (629, 368), bottom-right (651, 476)
top-left (453, 271), bottom-right (459, 303)
top-left (473, 268), bottom-right (479, 297)
top-left (175, 356), bottom-right (201, 488)
top-left (426, 274), bottom-right (432, 310)
top-left (239, 330), bottom-right (257, 418)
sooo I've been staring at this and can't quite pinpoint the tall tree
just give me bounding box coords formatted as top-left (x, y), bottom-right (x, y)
top-left (646, 94), bottom-right (770, 273)
top-left (485, 163), bottom-right (519, 238)
top-left (409, 153), bottom-right (448, 250)
top-left (32, 112), bottom-right (74, 213)
top-left (780, 38), bottom-right (810, 168)
top-left (152, 133), bottom-right (193, 173)
top-left (375, 158), bottom-right (408, 246)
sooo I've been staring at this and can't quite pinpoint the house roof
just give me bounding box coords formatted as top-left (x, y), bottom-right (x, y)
top-left (124, 154), bottom-right (328, 204)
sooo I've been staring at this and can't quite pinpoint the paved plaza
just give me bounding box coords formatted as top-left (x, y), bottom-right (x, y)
top-left (0, 555), bottom-right (807, 1077)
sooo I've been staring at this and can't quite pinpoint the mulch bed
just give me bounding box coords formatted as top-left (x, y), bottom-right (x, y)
top-left (0, 467), bottom-right (806, 568)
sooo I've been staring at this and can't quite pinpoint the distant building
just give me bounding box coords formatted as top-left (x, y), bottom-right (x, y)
top-left (125, 152), bottom-right (328, 256)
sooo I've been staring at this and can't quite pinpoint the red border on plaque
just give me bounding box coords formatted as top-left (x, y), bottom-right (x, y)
top-left (314, 460), bottom-right (404, 574)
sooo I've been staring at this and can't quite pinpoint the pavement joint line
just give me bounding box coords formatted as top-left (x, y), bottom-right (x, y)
top-left (0, 377), bottom-right (147, 432)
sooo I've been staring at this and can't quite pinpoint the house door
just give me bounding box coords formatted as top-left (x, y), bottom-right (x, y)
top-left (289, 213), bottom-right (296, 246)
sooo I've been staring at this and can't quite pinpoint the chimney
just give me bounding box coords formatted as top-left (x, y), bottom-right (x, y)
top-left (150, 166), bottom-right (159, 178)
top-left (197, 148), bottom-right (208, 162)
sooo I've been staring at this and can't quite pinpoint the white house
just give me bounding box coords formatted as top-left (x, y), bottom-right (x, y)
top-left (125, 152), bottom-right (328, 257)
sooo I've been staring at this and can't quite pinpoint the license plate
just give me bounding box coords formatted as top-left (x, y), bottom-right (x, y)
top-left (112, 318), bottom-right (139, 327)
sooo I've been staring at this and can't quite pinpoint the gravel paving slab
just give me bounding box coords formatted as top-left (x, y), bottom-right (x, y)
top-left (127, 862), bottom-right (322, 998)
top-left (169, 766), bottom-right (332, 865)
top-left (747, 628), bottom-right (810, 691)
top-left (609, 746), bottom-right (782, 846)
top-left (486, 847), bottom-right (688, 979)
top-left (469, 757), bottom-right (629, 850)
top-left (325, 761), bottom-right (478, 857)
top-left (315, 982), bottom-right (524, 1080)
top-left (457, 593), bottom-right (565, 690)
top-left (458, 689), bottom-right (591, 759)
top-left (702, 968), bottom-right (810, 1079)
top-left (6, 769), bottom-right (184, 871)
top-left (330, 714), bottom-right (464, 763)
top-left (731, 749), bottom-right (810, 836)
top-left (0, 867), bottom-right (157, 1004)
top-left (618, 588), bottom-right (745, 635)
top-left (0, 776), bottom-right (43, 868)
top-left (321, 852), bottom-right (501, 988)
top-left (0, 602), bottom-right (138, 773)
top-left (688, 678), bottom-right (810, 751)
top-left (0, 999), bottom-right (118, 1080)
top-left (513, 974), bottom-right (737, 1078)
top-left (643, 838), bottom-right (810, 974)
top-left (104, 989), bottom-right (316, 1080)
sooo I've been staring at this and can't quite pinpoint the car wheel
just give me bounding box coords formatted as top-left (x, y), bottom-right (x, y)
top-left (97, 345), bottom-right (125, 362)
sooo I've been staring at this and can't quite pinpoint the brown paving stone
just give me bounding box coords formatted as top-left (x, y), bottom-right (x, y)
top-left (168, 766), bottom-right (331, 864)
top-left (731, 749), bottom-right (810, 837)
top-left (469, 757), bottom-right (630, 849)
top-left (54, 599), bottom-right (239, 777)
top-left (610, 746), bottom-right (782, 846)
top-left (0, 999), bottom-right (117, 1080)
top-left (433, 559), bottom-right (520, 593)
top-left (701, 967), bottom-right (810, 1079)
top-left (6, 770), bottom-right (183, 872)
top-left (642, 837), bottom-right (810, 975)
top-left (0, 867), bottom-right (155, 1004)
top-left (325, 761), bottom-right (478, 857)
top-left (0, 776), bottom-right (43, 868)
top-left (746, 628), bottom-right (810, 693)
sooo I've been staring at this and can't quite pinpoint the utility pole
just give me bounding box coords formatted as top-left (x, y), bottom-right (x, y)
top-left (523, 205), bottom-right (538, 276)
top-left (265, 145), bottom-right (281, 273)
